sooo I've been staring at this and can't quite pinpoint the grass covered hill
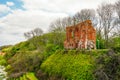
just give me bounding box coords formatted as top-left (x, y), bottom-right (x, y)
top-left (0, 32), bottom-right (120, 80)
top-left (40, 50), bottom-right (108, 80)
top-left (41, 50), bottom-right (96, 80)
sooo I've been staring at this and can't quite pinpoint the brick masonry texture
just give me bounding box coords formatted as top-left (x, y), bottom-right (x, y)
top-left (64, 20), bottom-right (96, 49)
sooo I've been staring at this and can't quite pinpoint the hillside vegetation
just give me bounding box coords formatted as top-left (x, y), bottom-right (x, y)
top-left (41, 50), bottom-right (97, 80)
top-left (0, 30), bottom-right (119, 80)
top-left (0, 1), bottom-right (120, 79)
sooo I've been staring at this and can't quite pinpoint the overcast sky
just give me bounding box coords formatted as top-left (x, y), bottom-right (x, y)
top-left (0, 0), bottom-right (118, 46)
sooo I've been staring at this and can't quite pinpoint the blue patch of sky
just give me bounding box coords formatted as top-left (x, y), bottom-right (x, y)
top-left (0, 12), bottom-right (10, 17)
top-left (0, 0), bottom-right (25, 17)
top-left (0, 0), bottom-right (24, 10)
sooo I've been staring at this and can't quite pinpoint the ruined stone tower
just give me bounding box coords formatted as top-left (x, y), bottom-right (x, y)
top-left (64, 20), bottom-right (96, 49)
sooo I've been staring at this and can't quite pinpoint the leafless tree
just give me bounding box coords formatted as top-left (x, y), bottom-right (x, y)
top-left (24, 28), bottom-right (44, 51)
top-left (116, 26), bottom-right (120, 37)
top-left (49, 18), bottom-right (64, 32)
top-left (24, 32), bottom-right (32, 39)
top-left (115, 0), bottom-right (120, 19)
top-left (112, 18), bottom-right (120, 37)
top-left (48, 17), bottom-right (73, 47)
top-left (24, 28), bottom-right (43, 39)
top-left (114, 0), bottom-right (120, 37)
top-left (49, 9), bottom-right (96, 33)
top-left (49, 17), bottom-right (74, 33)
top-left (97, 3), bottom-right (115, 48)
top-left (61, 17), bottom-right (74, 27)
top-left (74, 9), bottom-right (96, 24)
top-left (33, 28), bottom-right (43, 36)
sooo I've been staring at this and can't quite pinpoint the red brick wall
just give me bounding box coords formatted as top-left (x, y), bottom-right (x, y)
top-left (64, 20), bottom-right (96, 49)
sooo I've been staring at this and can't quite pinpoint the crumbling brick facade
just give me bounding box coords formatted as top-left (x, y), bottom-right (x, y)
top-left (64, 20), bottom-right (96, 49)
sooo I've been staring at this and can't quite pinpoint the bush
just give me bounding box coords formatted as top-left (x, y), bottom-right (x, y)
top-left (96, 39), bottom-right (105, 49)
top-left (9, 72), bottom-right (38, 80)
top-left (5, 65), bottom-right (12, 71)
top-left (94, 48), bottom-right (120, 80)
top-left (0, 56), bottom-right (7, 66)
top-left (112, 47), bottom-right (120, 53)
top-left (41, 50), bottom-right (95, 80)
top-left (26, 72), bottom-right (38, 80)
top-left (44, 43), bottom-right (61, 58)
top-left (6, 51), bottom-right (44, 78)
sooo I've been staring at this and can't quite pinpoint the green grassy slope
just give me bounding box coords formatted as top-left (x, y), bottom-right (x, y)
top-left (41, 50), bottom-right (108, 80)
top-left (1, 33), bottom-right (119, 80)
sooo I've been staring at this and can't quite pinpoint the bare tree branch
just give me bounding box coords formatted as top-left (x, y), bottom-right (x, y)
top-left (24, 28), bottom-right (43, 39)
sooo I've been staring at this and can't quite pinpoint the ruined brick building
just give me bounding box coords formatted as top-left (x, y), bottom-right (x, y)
top-left (64, 20), bottom-right (96, 49)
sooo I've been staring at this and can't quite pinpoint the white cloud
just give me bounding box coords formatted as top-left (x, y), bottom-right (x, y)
top-left (0, 4), bottom-right (10, 15)
top-left (0, 0), bottom-right (118, 46)
top-left (21, 0), bottom-right (117, 14)
top-left (6, 2), bottom-right (14, 7)
top-left (0, 9), bottom-right (68, 46)
top-left (1, 9), bottom-right (68, 32)
top-left (0, 32), bottom-right (25, 46)
top-left (0, 2), bottom-right (14, 16)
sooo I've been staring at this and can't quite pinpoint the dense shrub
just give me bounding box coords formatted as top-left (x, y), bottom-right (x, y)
top-left (96, 39), bottom-right (105, 49)
top-left (0, 56), bottom-right (7, 66)
top-left (6, 51), bottom-right (44, 79)
top-left (8, 72), bottom-right (38, 80)
top-left (2, 32), bottom-right (119, 80)
top-left (94, 48), bottom-right (120, 80)
top-left (112, 47), bottom-right (120, 53)
top-left (41, 50), bottom-right (95, 80)
top-left (0, 45), bottom-right (12, 51)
